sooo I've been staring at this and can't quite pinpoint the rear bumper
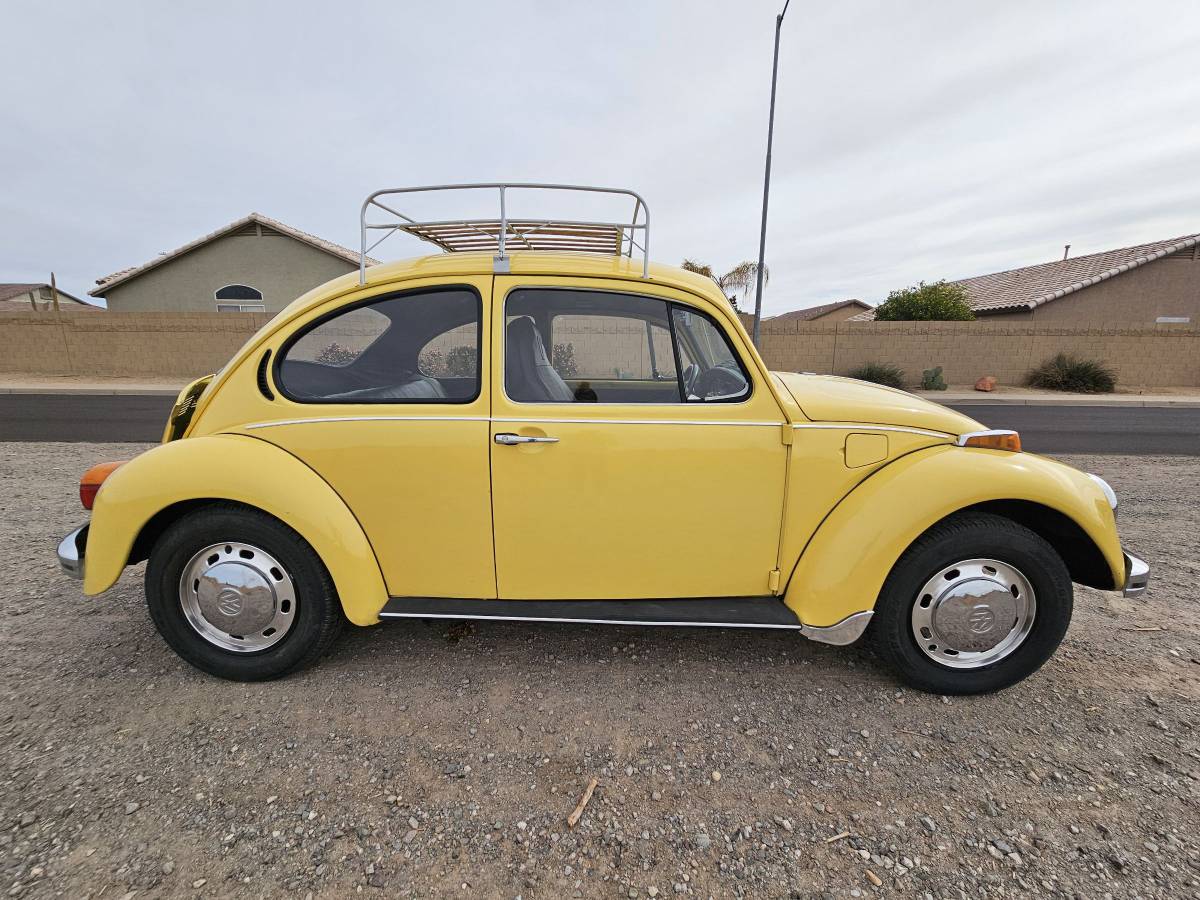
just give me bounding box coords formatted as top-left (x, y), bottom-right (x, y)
top-left (1123, 550), bottom-right (1149, 598)
top-left (57, 524), bottom-right (88, 580)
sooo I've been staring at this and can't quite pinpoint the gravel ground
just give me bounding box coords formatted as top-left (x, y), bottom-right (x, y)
top-left (1, 443), bottom-right (1198, 899)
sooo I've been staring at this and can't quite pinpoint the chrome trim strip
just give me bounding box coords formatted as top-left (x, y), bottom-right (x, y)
top-left (492, 417), bottom-right (782, 428)
top-left (955, 428), bottom-right (1018, 447)
top-left (799, 610), bottom-right (874, 646)
top-left (793, 423), bottom-right (952, 439)
top-left (1122, 551), bottom-right (1150, 598)
top-left (1087, 473), bottom-right (1119, 511)
top-left (57, 524), bottom-right (88, 580)
top-left (244, 416), bottom-right (491, 429)
top-left (378, 611), bottom-right (803, 630)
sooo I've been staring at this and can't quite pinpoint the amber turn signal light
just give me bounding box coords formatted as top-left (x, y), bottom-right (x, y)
top-left (959, 431), bottom-right (1022, 452)
top-left (80, 461), bottom-right (125, 510)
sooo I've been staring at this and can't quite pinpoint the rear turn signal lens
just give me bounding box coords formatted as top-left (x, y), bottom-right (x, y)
top-left (80, 461), bottom-right (125, 510)
top-left (959, 431), bottom-right (1022, 452)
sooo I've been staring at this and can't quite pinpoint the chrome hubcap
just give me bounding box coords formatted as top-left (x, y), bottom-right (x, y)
top-left (911, 558), bottom-right (1035, 669)
top-left (179, 542), bottom-right (296, 653)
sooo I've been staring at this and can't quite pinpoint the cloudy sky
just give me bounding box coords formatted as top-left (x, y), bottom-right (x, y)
top-left (4, 0), bottom-right (1200, 314)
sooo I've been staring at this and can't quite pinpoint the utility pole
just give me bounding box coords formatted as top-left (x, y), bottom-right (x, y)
top-left (50, 272), bottom-right (61, 313)
top-left (752, 0), bottom-right (790, 348)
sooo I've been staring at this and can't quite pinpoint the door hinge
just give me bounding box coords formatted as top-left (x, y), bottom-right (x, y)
top-left (767, 568), bottom-right (781, 594)
top-left (780, 424), bottom-right (793, 445)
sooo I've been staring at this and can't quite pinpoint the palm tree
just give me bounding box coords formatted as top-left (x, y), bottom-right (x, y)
top-left (681, 259), bottom-right (769, 311)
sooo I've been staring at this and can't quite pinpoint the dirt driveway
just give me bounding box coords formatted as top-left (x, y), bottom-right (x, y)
top-left (1, 444), bottom-right (1197, 899)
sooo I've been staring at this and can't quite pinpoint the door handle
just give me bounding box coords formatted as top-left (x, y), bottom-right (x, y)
top-left (494, 432), bottom-right (559, 446)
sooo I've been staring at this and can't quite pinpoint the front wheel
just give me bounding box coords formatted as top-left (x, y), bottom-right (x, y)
top-left (870, 512), bottom-right (1073, 694)
top-left (146, 505), bottom-right (342, 681)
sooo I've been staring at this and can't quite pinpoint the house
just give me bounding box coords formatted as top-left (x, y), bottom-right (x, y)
top-left (89, 213), bottom-right (377, 314)
top-left (0, 282), bottom-right (100, 312)
top-left (854, 232), bottom-right (1200, 323)
top-left (768, 299), bottom-right (873, 323)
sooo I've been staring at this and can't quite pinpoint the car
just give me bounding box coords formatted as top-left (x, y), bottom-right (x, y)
top-left (57, 183), bottom-right (1149, 693)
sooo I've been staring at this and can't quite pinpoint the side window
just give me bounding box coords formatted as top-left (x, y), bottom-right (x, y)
top-left (277, 288), bottom-right (481, 403)
top-left (506, 289), bottom-right (681, 404)
top-left (671, 306), bottom-right (751, 402)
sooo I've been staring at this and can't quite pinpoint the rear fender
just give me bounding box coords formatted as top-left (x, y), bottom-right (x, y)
top-left (84, 434), bottom-right (387, 625)
top-left (782, 445), bottom-right (1124, 627)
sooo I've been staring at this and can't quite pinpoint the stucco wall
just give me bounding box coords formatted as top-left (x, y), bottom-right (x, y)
top-left (2, 311), bottom-right (1198, 387)
top-left (981, 255), bottom-right (1200, 323)
top-left (96, 230), bottom-right (358, 313)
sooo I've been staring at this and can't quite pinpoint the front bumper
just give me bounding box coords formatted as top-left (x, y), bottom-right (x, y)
top-left (57, 524), bottom-right (88, 580)
top-left (1123, 550), bottom-right (1150, 598)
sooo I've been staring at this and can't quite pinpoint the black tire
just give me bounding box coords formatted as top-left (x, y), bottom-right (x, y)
top-left (870, 512), bottom-right (1073, 695)
top-left (145, 504), bottom-right (343, 681)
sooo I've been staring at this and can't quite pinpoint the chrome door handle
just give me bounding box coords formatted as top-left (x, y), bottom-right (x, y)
top-left (494, 432), bottom-right (559, 446)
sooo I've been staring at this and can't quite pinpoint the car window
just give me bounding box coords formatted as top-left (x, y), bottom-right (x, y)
top-left (504, 288), bottom-right (748, 404)
top-left (671, 306), bottom-right (751, 402)
top-left (277, 288), bottom-right (481, 403)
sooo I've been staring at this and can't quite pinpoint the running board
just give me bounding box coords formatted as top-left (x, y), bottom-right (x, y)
top-left (379, 596), bottom-right (803, 630)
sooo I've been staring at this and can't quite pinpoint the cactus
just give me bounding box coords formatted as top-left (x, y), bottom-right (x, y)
top-left (921, 366), bottom-right (947, 391)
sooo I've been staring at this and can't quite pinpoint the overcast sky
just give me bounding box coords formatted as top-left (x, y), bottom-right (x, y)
top-left (5, 0), bottom-right (1200, 313)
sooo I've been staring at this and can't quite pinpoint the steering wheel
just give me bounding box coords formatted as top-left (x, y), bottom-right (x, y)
top-left (691, 365), bottom-right (747, 400)
top-left (682, 363), bottom-right (700, 397)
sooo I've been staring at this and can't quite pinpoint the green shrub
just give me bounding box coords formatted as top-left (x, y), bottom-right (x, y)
top-left (552, 342), bottom-right (578, 378)
top-left (874, 281), bottom-right (975, 321)
top-left (1026, 353), bottom-right (1116, 393)
top-left (921, 366), bottom-right (947, 391)
top-left (847, 362), bottom-right (905, 389)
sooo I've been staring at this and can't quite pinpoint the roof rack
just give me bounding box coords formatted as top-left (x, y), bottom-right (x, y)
top-left (359, 183), bottom-right (650, 283)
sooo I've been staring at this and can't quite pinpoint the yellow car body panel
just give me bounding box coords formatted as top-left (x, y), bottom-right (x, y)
top-left (782, 445), bottom-right (1125, 626)
top-left (488, 273), bottom-right (791, 599)
top-left (193, 274), bottom-right (499, 600)
top-left (82, 434), bottom-right (388, 625)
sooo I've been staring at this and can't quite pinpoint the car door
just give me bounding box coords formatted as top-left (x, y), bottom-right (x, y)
top-left (489, 276), bottom-right (788, 600)
top-left (253, 276), bottom-right (496, 599)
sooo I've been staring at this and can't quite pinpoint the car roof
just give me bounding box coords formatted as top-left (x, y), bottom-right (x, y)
top-left (275, 251), bottom-right (731, 323)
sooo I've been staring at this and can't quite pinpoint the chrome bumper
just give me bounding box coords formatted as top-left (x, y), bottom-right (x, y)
top-left (57, 525), bottom-right (88, 580)
top-left (1123, 551), bottom-right (1149, 598)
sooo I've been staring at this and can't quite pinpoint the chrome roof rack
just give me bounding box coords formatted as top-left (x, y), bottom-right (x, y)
top-left (359, 183), bottom-right (650, 283)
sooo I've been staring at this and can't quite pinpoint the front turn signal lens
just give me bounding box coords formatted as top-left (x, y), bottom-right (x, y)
top-left (958, 430), bottom-right (1021, 452)
top-left (80, 461), bottom-right (125, 510)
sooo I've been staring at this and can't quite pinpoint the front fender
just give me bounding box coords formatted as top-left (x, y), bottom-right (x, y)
top-left (84, 434), bottom-right (388, 625)
top-left (782, 446), bottom-right (1125, 627)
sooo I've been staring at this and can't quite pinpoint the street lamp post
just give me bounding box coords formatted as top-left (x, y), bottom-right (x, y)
top-left (751, 0), bottom-right (790, 348)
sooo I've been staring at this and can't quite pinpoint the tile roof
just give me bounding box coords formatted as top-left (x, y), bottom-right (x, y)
top-left (0, 282), bottom-right (100, 310)
top-left (90, 212), bottom-right (379, 296)
top-left (769, 298), bottom-right (872, 321)
top-left (849, 231), bottom-right (1200, 319)
top-left (957, 233), bottom-right (1200, 314)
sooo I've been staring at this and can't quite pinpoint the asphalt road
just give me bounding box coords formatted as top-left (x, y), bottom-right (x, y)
top-left (0, 393), bottom-right (1197, 454)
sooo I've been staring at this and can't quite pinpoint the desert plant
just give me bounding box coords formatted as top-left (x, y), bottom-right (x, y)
top-left (1026, 353), bottom-right (1116, 393)
top-left (847, 362), bottom-right (905, 389)
top-left (921, 366), bottom-right (948, 391)
top-left (552, 342), bottom-right (578, 378)
top-left (874, 281), bottom-right (975, 321)
top-left (445, 345), bottom-right (478, 377)
top-left (316, 342), bottom-right (358, 365)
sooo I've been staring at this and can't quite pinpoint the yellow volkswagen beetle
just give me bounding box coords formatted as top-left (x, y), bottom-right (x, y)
top-left (56, 184), bottom-right (1148, 693)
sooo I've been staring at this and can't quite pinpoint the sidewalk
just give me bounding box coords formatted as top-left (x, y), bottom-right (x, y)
top-left (1, 375), bottom-right (1199, 406)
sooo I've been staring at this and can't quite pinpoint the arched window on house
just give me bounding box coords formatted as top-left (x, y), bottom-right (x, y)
top-left (215, 284), bottom-right (265, 312)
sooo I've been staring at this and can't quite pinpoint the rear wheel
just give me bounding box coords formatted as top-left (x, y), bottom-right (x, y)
top-left (870, 512), bottom-right (1073, 694)
top-left (146, 505), bottom-right (342, 681)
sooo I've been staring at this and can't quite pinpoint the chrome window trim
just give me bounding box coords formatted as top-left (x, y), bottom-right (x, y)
top-left (955, 429), bottom-right (1018, 446)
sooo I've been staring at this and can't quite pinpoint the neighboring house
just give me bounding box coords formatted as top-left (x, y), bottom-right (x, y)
top-left (0, 282), bottom-right (100, 312)
top-left (853, 232), bottom-right (1200, 323)
top-left (89, 213), bottom-right (377, 314)
top-left (769, 299), bottom-right (873, 323)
